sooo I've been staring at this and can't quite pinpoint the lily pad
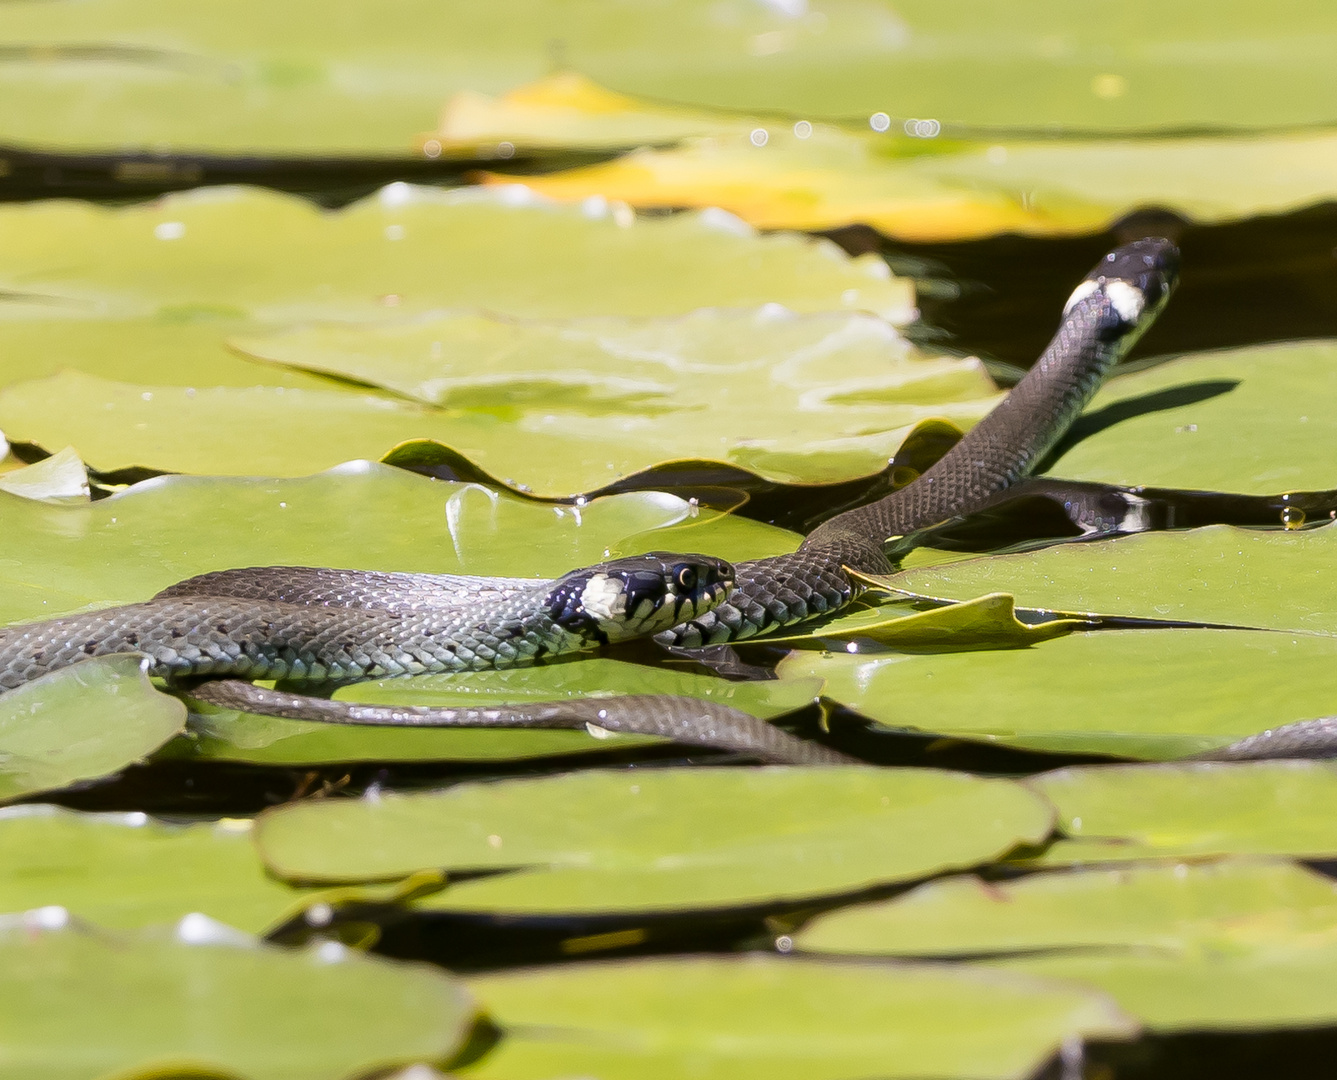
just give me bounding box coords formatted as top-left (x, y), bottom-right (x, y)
top-left (0, 463), bottom-right (789, 624)
top-left (463, 955), bottom-right (1134, 1080)
top-left (0, 447), bottom-right (89, 503)
top-left (231, 308), bottom-right (997, 485)
top-left (1022, 761), bottom-right (1337, 865)
top-left (796, 858), bottom-right (1337, 957)
top-left (0, 656), bottom-right (185, 802)
top-left (170, 659), bottom-right (822, 765)
top-left (5, 1), bottom-right (1337, 155)
top-left (0, 914), bottom-right (474, 1080)
top-left (769, 591), bottom-right (1082, 648)
top-left (0, 806), bottom-right (304, 933)
top-left (500, 110), bottom-right (1337, 241)
top-left (255, 767), bottom-right (1053, 915)
top-left (990, 940), bottom-right (1337, 1033)
top-left (1048, 341), bottom-right (1337, 495)
top-left (0, 185), bottom-right (911, 330)
top-left (887, 524), bottom-right (1337, 635)
top-left (778, 628), bottom-right (1337, 760)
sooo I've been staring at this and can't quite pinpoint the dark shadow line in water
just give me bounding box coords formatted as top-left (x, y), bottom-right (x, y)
top-left (1042, 378), bottom-right (1241, 467)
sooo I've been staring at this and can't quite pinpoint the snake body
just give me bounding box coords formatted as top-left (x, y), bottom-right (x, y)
top-left (0, 240), bottom-right (1194, 764)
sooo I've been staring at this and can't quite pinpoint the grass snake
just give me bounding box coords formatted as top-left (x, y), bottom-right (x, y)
top-left (8, 237), bottom-right (1316, 764)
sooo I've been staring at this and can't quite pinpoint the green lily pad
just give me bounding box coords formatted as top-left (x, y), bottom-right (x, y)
top-left (169, 659), bottom-right (822, 765)
top-left (4, 0), bottom-right (1337, 155)
top-left (990, 940), bottom-right (1337, 1033)
top-left (1049, 342), bottom-right (1337, 494)
top-left (0, 656), bottom-right (185, 802)
top-left (231, 308), bottom-right (997, 485)
top-left (463, 955), bottom-right (1134, 1080)
top-left (797, 858), bottom-right (1337, 957)
top-left (254, 767), bottom-right (1053, 915)
top-left (0, 806), bottom-right (304, 933)
top-left (0, 463), bottom-right (789, 624)
top-left (778, 628), bottom-right (1337, 760)
top-left (512, 111), bottom-right (1337, 241)
top-left (887, 524), bottom-right (1337, 635)
top-left (0, 915), bottom-right (474, 1080)
top-left (0, 185), bottom-right (910, 329)
top-left (1022, 761), bottom-right (1337, 866)
top-left (770, 591), bottom-right (1081, 648)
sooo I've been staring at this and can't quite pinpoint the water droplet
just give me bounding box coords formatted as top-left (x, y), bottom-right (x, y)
top-left (793, 120), bottom-right (812, 138)
top-left (306, 903), bottom-right (334, 927)
top-left (750, 128), bottom-right (769, 147)
top-left (384, 224), bottom-right (405, 241)
top-left (487, 834), bottom-right (503, 849)
top-left (869, 111), bottom-right (891, 132)
top-left (496, 141), bottom-right (515, 159)
top-left (422, 139), bottom-right (442, 159)
top-left (1282, 506), bottom-right (1306, 529)
top-left (153, 221), bottom-right (186, 241)
top-left (775, 935), bottom-right (794, 953)
top-left (905, 118), bottom-right (940, 138)
top-left (986, 145), bottom-right (1008, 165)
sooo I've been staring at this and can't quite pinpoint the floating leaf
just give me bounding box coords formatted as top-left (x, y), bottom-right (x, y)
top-left (0, 656), bottom-right (185, 802)
top-left (887, 524), bottom-right (1337, 635)
top-left (4, 0), bottom-right (1337, 155)
top-left (797, 858), bottom-right (1337, 957)
top-left (172, 659), bottom-right (822, 766)
top-left (770, 591), bottom-right (1081, 648)
top-left (464, 955), bottom-right (1134, 1080)
top-left (0, 463), bottom-right (790, 624)
top-left (255, 768), bottom-right (1053, 914)
top-left (990, 940), bottom-right (1337, 1033)
top-left (0, 185), bottom-right (910, 329)
top-left (778, 628), bottom-right (1337, 760)
top-left (1022, 761), bottom-right (1337, 865)
top-left (0, 916), bottom-right (474, 1080)
top-left (232, 308), bottom-right (997, 485)
top-left (0, 806), bottom-right (303, 933)
top-left (0, 447), bottom-right (89, 503)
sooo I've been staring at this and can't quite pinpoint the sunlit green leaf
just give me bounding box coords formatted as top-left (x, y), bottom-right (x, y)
top-left (1022, 761), bottom-right (1337, 865)
top-left (778, 628), bottom-right (1337, 760)
top-left (0, 656), bottom-right (185, 802)
top-left (0, 916), bottom-right (474, 1080)
top-left (1049, 342), bottom-right (1337, 494)
top-left (797, 858), bottom-right (1337, 957)
top-left (887, 525), bottom-right (1337, 635)
top-left (4, 1), bottom-right (1336, 155)
top-left (231, 308), bottom-right (996, 485)
top-left (770, 591), bottom-right (1081, 648)
top-left (0, 463), bottom-right (791, 624)
top-left (989, 941), bottom-right (1337, 1033)
top-left (0, 806), bottom-right (303, 933)
top-left (255, 768), bottom-right (1053, 914)
top-left (463, 955), bottom-right (1134, 1080)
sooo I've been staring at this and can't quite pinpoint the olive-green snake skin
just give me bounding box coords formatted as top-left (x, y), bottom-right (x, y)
top-left (16, 238), bottom-right (1318, 765)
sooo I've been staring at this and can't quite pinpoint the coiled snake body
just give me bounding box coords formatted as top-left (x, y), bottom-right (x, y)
top-left (7, 238), bottom-right (1270, 765)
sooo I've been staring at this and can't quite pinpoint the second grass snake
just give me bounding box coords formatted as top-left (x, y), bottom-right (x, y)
top-left (3, 238), bottom-right (1326, 763)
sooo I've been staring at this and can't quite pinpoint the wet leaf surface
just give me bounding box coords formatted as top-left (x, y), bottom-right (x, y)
top-left (254, 768), bottom-right (1054, 914)
top-left (779, 628), bottom-right (1337, 760)
top-left (0, 656), bottom-right (185, 802)
top-left (886, 524), bottom-right (1337, 634)
top-left (462, 955), bottom-right (1134, 1080)
top-left (1022, 761), bottom-right (1337, 865)
top-left (0, 916), bottom-right (474, 1080)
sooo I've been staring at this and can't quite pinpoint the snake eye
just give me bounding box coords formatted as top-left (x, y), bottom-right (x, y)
top-left (674, 564), bottom-right (698, 591)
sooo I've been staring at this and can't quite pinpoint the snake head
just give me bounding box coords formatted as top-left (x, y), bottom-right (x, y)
top-left (544, 553), bottom-right (735, 644)
top-left (1064, 237), bottom-right (1180, 344)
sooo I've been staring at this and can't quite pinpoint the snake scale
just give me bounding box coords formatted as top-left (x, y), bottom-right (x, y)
top-left (6, 237), bottom-right (1323, 764)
